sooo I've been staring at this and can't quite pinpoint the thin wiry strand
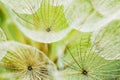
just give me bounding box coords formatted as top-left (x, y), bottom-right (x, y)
top-left (64, 48), bottom-right (120, 80)
top-left (63, 0), bottom-right (120, 32)
top-left (63, 33), bottom-right (91, 69)
top-left (89, 36), bottom-right (120, 79)
top-left (63, 0), bottom-right (93, 24)
top-left (12, 0), bottom-right (41, 26)
top-left (62, 0), bottom-right (98, 32)
top-left (63, 32), bottom-right (91, 70)
top-left (0, 41), bottom-right (57, 80)
top-left (39, 0), bottom-right (65, 31)
top-left (1, 0), bottom-right (41, 14)
top-left (91, 0), bottom-right (120, 16)
top-left (92, 20), bottom-right (120, 60)
top-left (62, 32), bottom-right (120, 80)
top-left (12, 0), bottom-right (71, 43)
top-left (20, 0), bottom-right (68, 31)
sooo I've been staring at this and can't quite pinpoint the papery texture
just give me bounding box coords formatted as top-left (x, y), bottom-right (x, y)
top-left (62, 31), bottom-right (120, 80)
top-left (12, 0), bottom-right (71, 43)
top-left (63, 0), bottom-right (120, 32)
top-left (92, 20), bottom-right (120, 60)
top-left (0, 0), bottom-right (41, 14)
top-left (0, 41), bottom-right (57, 80)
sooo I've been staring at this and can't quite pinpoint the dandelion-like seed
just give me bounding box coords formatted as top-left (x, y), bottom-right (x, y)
top-left (0, 41), bottom-right (57, 80)
top-left (0, 0), bottom-right (71, 43)
top-left (62, 31), bottom-right (120, 80)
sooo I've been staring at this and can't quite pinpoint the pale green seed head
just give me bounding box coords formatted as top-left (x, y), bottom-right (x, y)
top-left (62, 31), bottom-right (120, 80)
top-left (8, 0), bottom-right (71, 43)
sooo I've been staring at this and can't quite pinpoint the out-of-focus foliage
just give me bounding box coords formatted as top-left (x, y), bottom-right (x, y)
top-left (0, 28), bottom-right (7, 60)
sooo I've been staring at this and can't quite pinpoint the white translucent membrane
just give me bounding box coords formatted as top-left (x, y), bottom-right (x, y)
top-left (49, 0), bottom-right (64, 6)
top-left (63, 0), bottom-right (120, 32)
top-left (0, 41), bottom-right (57, 80)
top-left (0, 0), bottom-right (42, 14)
top-left (16, 22), bottom-right (72, 43)
top-left (0, 28), bottom-right (7, 60)
top-left (91, 0), bottom-right (120, 16)
top-left (75, 12), bottom-right (120, 32)
top-left (11, 0), bottom-right (72, 43)
top-left (62, 31), bottom-right (120, 80)
top-left (91, 20), bottom-right (120, 60)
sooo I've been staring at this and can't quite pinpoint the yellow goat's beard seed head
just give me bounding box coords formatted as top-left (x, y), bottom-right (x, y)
top-left (0, 41), bottom-right (57, 80)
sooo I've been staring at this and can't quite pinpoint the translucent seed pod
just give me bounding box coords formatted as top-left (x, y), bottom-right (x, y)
top-left (63, 0), bottom-right (120, 32)
top-left (0, 0), bottom-right (42, 14)
top-left (92, 20), bottom-right (120, 60)
top-left (91, 0), bottom-right (120, 16)
top-left (2, 0), bottom-right (72, 43)
top-left (0, 41), bottom-right (57, 80)
top-left (62, 31), bottom-right (120, 80)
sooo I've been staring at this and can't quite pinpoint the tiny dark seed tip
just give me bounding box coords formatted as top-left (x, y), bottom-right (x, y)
top-left (82, 70), bottom-right (88, 76)
top-left (46, 27), bottom-right (51, 32)
top-left (28, 66), bottom-right (33, 71)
